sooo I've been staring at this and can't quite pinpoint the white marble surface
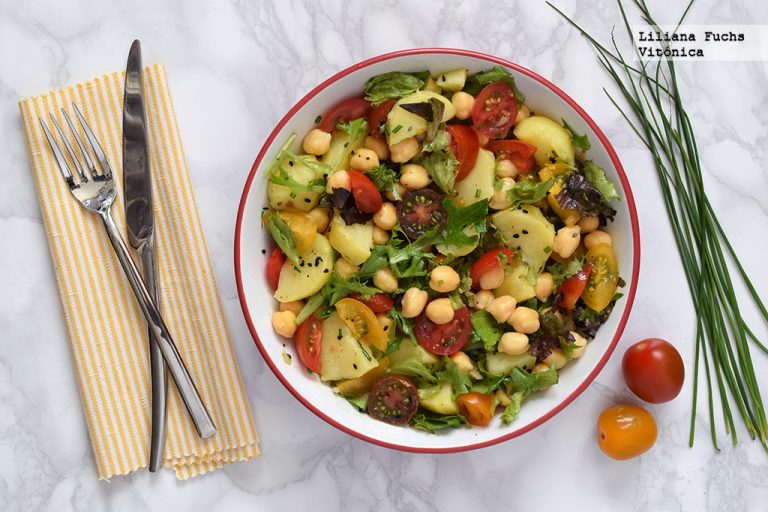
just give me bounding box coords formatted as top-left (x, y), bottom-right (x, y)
top-left (2, 0), bottom-right (768, 510)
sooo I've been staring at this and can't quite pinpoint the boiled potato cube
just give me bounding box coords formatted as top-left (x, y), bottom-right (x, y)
top-left (328, 211), bottom-right (374, 266)
top-left (492, 205), bottom-right (555, 272)
top-left (486, 352), bottom-right (536, 376)
top-left (267, 156), bottom-right (322, 212)
top-left (322, 124), bottom-right (368, 174)
top-left (435, 68), bottom-right (467, 92)
top-left (274, 234), bottom-right (334, 302)
top-left (420, 382), bottom-right (458, 414)
top-left (388, 338), bottom-right (439, 365)
top-left (514, 115), bottom-right (575, 166)
top-left (320, 312), bottom-right (379, 381)
top-left (387, 91), bottom-right (456, 146)
top-left (455, 148), bottom-right (495, 206)
top-left (494, 257), bottom-right (536, 303)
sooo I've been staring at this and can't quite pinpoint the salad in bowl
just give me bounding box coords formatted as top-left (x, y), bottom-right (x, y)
top-left (260, 64), bottom-right (624, 431)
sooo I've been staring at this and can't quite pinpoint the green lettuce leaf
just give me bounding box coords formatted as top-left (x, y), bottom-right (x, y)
top-left (388, 356), bottom-right (438, 384)
top-left (264, 212), bottom-right (300, 265)
top-left (440, 198), bottom-right (489, 247)
top-left (463, 66), bottom-right (526, 106)
top-left (562, 119), bottom-right (591, 152)
top-left (507, 179), bottom-right (554, 205)
top-left (436, 357), bottom-right (472, 397)
top-left (470, 310), bottom-right (504, 352)
top-left (366, 164), bottom-right (401, 200)
top-left (501, 391), bottom-right (524, 425)
top-left (364, 71), bottom-right (428, 105)
top-left (411, 412), bottom-right (468, 432)
top-left (583, 161), bottom-right (620, 202)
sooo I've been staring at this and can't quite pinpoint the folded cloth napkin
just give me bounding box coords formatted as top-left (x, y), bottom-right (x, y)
top-left (18, 64), bottom-right (260, 480)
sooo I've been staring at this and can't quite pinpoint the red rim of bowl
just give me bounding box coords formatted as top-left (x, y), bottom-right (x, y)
top-left (234, 47), bottom-right (641, 453)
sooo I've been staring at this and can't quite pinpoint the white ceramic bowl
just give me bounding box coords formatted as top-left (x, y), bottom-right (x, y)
top-left (235, 49), bottom-right (640, 453)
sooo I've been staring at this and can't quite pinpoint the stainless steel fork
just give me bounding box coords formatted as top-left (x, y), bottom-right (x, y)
top-left (40, 105), bottom-right (217, 440)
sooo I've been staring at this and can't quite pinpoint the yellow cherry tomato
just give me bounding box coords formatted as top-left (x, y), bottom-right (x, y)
top-left (278, 209), bottom-right (317, 253)
top-left (582, 243), bottom-right (619, 312)
top-left (597, 404), bottom-right (657, 460)
top-left (335, 298), bottom-right (388, 351)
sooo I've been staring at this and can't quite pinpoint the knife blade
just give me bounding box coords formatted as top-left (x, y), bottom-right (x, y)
top-left (123, 39), bottom-right (168, 472)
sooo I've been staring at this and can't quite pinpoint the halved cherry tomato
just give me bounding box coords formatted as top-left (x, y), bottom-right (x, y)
top-left (318, 97), bottom-right (371, 132)
top-left (335, 297), bottom-right (388, 351)
top-left (278, 209), bottom-right (317, 253)
top-left (470, 248), bottom-right (514, 290)
top-left (456, 392), bottom-right (494, 427)
top-left (555, 262), bottom-right (592, 312)
top-left (266, 247), bottom-right (286, 290)
top-left (294, 314), bottom-right (323, 373)
top-left (445, 125), bottom-right (480, 182)
top-left (622, 338), bottom-right (684, 404)
top-left (367, 99), bottom-right (396, 136)
top-left (473, 81), bottom-right (518, 139)
top-left (368, 375), bottom-right (420, 425)
top-left (348, 170), bottom-right (383, 214)
top-left (350, 293), bottom-right (395, 313)
top-left (485, 139), bottom-right (536, 174)
top-left (396, 189), bottom-right (448, 239)
top-left (597, 404), bottom-right (657, 460)
top-left (415, 306), bottom-right (472, 355)
top-left (582, 243), bottom-right (620, 312)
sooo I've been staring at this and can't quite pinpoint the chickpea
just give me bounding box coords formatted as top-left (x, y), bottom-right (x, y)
top-left (534, 272), bottom-right (554, 302)
top-left (498, 332), bottom-right (530, 356)
top-left (426, 298), bottom-right (455, 325)
top-left (326, 170), bottom-right (351, 194)
top-left (373, 202), bottom-right (397, 231)
top-left (372, 226), bottom-right (390, 245)
top-left (487, 295), bottom-right (517, 324)
top-left (350, 148), bottom-right (380, 171)
top-left (509, 306), bottom-right (540, 334)
top-left (584, 230), bottom-right (612, 250)
top-left (402, 287), bottom-right (429, 318)
top-left (553, 225), bottom-right (581, 259)
top-left (514, 104), bottom-right (530, 125)
top-left (543, 348), bottom-right (568, 369)
top-left (496, 158), bottom-right (520, 179)
top-left (490, 177), bottom-right (515, 210)
top-left (429, 265), bottom-right (461, 293)
top-left (373, 266), bottom-right (398, 293)
top-left (389, 137), bottom-right (420, 163)
top-left (271, 310), bottom-right (297, 338)
top-left (451, 91), bottom-right (475, 120)
top-left (335, 257), bottom-right (359, 277)
top-left (302, 128), bottom-right (332, 156)
top-left (450, 351), bottom-right (475, 372)
top-left (364, 135), bottom-right (389, 160)
top-left (279, 300), bottom-right (304, 316)
top-left (479, 266), bottom-right (505, 290)
top-left (307, 207), bottom-right (330, 233)
top-left (473, 289), bottom-right (495, 310)
top-left (377, 313), bottom-right (394, 336)
top-left (578, 215), bottom-right (600, 234)
top-left (385, 183), bottom-right (407, 202)
top-left (532, 362), bottom-right (550, 374)
top-left (400, 163), bottom-right (431, 190)
top-left (570, 331), bottom-right (588, 359)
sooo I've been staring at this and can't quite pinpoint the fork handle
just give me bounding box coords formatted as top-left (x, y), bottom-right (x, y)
top-left (100, 208), bottom-right (217, 439)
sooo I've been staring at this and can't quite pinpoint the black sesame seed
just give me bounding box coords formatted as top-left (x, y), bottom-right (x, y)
top-left (353, 363), bottom-right (358, 370)
top-left (304, 197), bottom-right (311, 203)
top-left (289, 160), bottom-right (294, 166)
top-left (512, 233), bottom-right (520, 239)
top-left (323, 269), bottom-right (329, 273)
top-left (522, 229), bottom-right (528, 234)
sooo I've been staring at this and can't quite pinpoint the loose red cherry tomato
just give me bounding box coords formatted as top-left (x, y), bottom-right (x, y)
top-left (350, 293), bottom-right (395, 313)
top-left (485, 139), bottom-right (536, 173)
top-left (445, 125), bottom-right (480, 182)
top-left (318, 97), bottom-right (371, 132)
top-left (555, 262), bottom-right (592, 312)
top-left (470, 248), bottom-right (514, 290)
top-left (415, 306), bottom-right (472, 355)
top-left (622, 338), bottom-right (685, 404)
top-left (472, 82), bottom-right (518, 139)
top-left (368, 375), bottom-right (419, 425)
top-left (348, 170), bottom-right (383, 213)
top-left (265, 246), bottom-right (286, 290)
top-left (597, 404), bottom-right (658, 460)
top-left (367, 99), bottom-right (396, 136)
top-left (456, 392), bottom-right (494, 427)
top-left (294, 314), bottom-right (323, 373)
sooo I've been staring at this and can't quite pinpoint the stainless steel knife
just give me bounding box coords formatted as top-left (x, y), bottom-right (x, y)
top-left (123, 40), bottom-right (216, 470)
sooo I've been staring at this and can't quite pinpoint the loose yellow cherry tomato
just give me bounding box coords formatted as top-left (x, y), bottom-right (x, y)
top-left (597, 404), bottom-right (657, 460)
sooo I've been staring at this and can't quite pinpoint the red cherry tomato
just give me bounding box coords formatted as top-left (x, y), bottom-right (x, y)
top-left (318, 97), bottom-right (371, 132)
top-left (348, 170), bottom-right (383, 213)
top-left (415, 306), bottom-right (472, 355)
top-left (445, 125), bottom-right (480, 182)
top-left (350, 293), bottom-right (395, 313)
top-left (294, 314), bottom-right (323, 373)
top-left (265, 246), bottom-right (285, 290)
top-left (470, 248), bottom-right (514, 290)
top-left (456, 392), bottom-right (494, 427)
top-left (555, 262), bottom-right (592, 312)
top-left (367, 375), bottom-right (419, 425)
top-left (622, 338), bottom-right (685, 404)
top-left (367, 99), bottom-right (396, 136)
top-left (472, 82), bottom-right (518, 139)
top-left (485, 139), bottom-right (536, 173)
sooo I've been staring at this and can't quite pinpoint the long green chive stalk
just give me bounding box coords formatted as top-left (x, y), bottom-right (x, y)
top-left (548, 0), bottom-right (768, 450)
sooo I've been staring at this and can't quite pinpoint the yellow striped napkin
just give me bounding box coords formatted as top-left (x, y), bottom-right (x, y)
top-left (18, 64), bottom-right (260, 480)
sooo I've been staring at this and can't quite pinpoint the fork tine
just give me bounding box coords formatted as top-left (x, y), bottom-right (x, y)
top-left (49, 113), bottom-right (88, 183)
top-left (72, 103), bottom-right (112, 178)
top-left (61, 107), bottom-right (97, 179)
top-left (39, 117), bottom-right (77, 189)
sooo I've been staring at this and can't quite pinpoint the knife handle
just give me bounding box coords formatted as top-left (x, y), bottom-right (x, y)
top-left (100, 208), bottom-right (217, 439)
